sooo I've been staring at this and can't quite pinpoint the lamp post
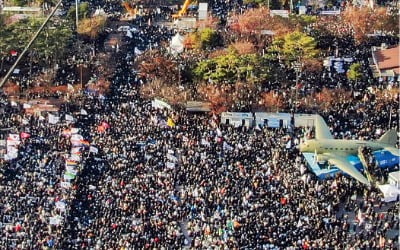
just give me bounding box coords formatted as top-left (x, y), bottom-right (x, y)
top-left (75, 0), bottom-right (79, 29)
top-left (292, 62), bottom-right (302, 112)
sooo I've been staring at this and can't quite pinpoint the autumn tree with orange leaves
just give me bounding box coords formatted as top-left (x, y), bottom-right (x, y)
top-left (260, 91), bottom-right (287, 112)
top-left (197, 83), bottom-right (234, 113)
top-left (197, 81), bottom-right (260, 113)
top-left (229, 8), bottom-right (295, 37)
top-left (342, 6), bottom-right (399, 43)
top-left (139, 54), bottom-right (179, 83)
top-left (313, 87), bottom-right (352, 110)
top-left (140, 78), bottom-right (190, 105)
top-left (230, 41), bottom-right (256, 55)
top-left (301, 58), bottom-right (323, 73)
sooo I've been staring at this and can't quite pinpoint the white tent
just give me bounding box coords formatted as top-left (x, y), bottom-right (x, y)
top-left (170, 33), bottom-right (185, 54)
top-left (378, 184), bottom-right (400, 202)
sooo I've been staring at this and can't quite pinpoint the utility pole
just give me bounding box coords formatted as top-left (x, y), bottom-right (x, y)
top-left (0, 0), bottom-right (63, 88)
top-left (75, 0), bottom-right (79, 29)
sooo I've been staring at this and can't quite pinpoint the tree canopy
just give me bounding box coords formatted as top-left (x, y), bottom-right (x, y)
top-left (347, 63), bottom-right (363, 81)
top-left (193, 50), bottom-right (268, 84)
top-left (77, 16), bottom-right (107, 39)
top-left (271, 31), bottom-right (319, 63)
top-left (0, 17), bottom-right (72, 64)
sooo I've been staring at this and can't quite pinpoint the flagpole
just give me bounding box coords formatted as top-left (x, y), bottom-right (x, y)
top-left (0, 0), bottom-right (63, 88)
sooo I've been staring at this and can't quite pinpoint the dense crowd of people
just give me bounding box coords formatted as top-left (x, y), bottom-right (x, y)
top-left (0, 0), bottom-right (399, 249)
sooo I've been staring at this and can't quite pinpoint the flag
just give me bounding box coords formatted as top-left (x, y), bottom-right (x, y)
top-left (7, 134), bottom-right (20, 142)
top-left (126, 30), bottom-right (133, 38)
top-left (10, 50), bottom-right (17, 56)
top-left (357, 209), bottom-right (363, 225)
top-left (80, 140), bottom-right (90, 146)
top-left (97, 125), bottom-right (106, 133)
top-left (134, 47), bottom-right (142, 55)
top-left (69, 154), bottom-right (81, 162)
top-left (101, 121), bottom-right (110, 129)
top-left (71, 134), bottom-right (83, 142)
top-left (66, 160), bottom-right (78, 166)
top-left (89, 146), bottom-right (98, 154)
top-left (64, 172), bottom-right (76, 180)
top-left (70, 128), bottom-right (79, 134)
top-left (67, 84), bottom-right (74, 92)
top-left (167, 117), bottom-right (175, 127)
top-left (20, 132), bottom-right (31, 139)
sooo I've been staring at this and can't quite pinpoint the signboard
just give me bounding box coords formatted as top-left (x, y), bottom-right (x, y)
top-left (320, 10), bottom-right (340, 15)
top-left (270, 10), bottom-right (289, 18)
top-left (198, 3), bottom-right (208, 20)
top-left (151, 98), bottom-right (172, 110)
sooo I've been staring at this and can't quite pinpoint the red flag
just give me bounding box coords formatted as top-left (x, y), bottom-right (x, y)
top-left (20, 132), bottom-right (31, 139)
top-left (10, 50), bottom-right (18, 56)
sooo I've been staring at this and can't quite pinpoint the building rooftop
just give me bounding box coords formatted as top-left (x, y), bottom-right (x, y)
top-left (373, 46), bottom-right (400, 74)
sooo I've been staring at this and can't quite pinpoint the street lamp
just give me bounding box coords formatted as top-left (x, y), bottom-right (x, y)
top-left (292, 62), bottom-right (302, 112)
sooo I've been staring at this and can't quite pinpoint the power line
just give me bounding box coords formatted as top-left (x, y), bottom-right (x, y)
top-left (0, 0), bottom-right (63, 88)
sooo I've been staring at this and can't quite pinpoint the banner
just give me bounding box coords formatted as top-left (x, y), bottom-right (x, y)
top-left (55, 201), bottom-right (67, 212)
top-left (48, 114), bottom-right (60, 124)
top-left (49, 216), bottom-right (63, 225)
top-left (65, 114), bottom-right (74, 122)
top-left (60, 181), bottom-right (71, 189)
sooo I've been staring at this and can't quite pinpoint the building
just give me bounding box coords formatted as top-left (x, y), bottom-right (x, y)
top-left (371, 45), bottom-right (400, 81)
top-left (220, 112), bottom-right (253, 127)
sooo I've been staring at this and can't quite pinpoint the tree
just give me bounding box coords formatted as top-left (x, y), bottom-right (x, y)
top-left (313, 88), bottom-right (352, 111)
top-left (347, 63), bottom-right (362, 82)
top-left (197, 83), bottom-right (233, 113)
top-left (229, 41), bottom-right (256, 55)
top-left (260, 91), bottom-right (286, 111)
top-left (0, 17), bottom-right (72, 67)
top-left (11, 0), bottom-right (28, 6)
top-left (77, 16), bottom-right (107, 39)
top-left (199, 28), bottom-right (220, 50)
top-left (184, 28), bottom-right (221, 50)
top-left (342, 6), bottom-right (399, 43)
top-left (301, 58), bottom-right (323, 73)
top-left (243, 0), bottom-right (283, 9)
top-left (229, 7), bottom-right (295, 39)
top-left (140, 78), bottom-right (189, 105)
top-left (139, 54), bottom-right (179, 83)
top-left (193, 50), bottom-right (268, 84)
top-left (67, 2), bottom-right (90, 21)
top-left (271, 31), bottom-right (319, 63)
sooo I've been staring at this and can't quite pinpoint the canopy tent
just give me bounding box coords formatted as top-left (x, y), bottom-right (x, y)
top-left (170, 33), bottom-right (185, 54)
top-left (378, 184), bottom-right (400, 203)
